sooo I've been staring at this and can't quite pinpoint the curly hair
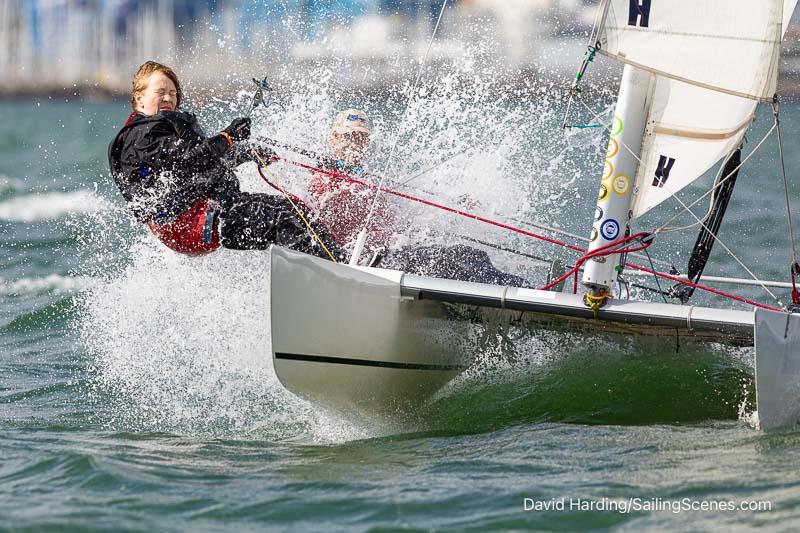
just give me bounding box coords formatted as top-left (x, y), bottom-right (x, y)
top-left (130, 61), bottom-right (183, 110)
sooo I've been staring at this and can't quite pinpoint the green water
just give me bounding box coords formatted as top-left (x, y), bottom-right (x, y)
top-left (3, 94), bottom-right (800, 531)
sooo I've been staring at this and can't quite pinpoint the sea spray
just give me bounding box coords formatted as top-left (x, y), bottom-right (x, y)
top-left (77, 40), bottom-right (655, 442)
top-left (78, 233), bottom-right (395, 442)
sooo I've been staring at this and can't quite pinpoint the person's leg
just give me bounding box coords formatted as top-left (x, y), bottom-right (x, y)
top-left (219, 192), bottom-right (341, 260)
top-left (380, 244), bottom-right (531, 287)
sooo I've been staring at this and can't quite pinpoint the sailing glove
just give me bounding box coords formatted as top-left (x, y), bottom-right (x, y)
top-left (230, 142), bottom-right (279, 166)
top-left (253, 144), bottom-right (279, 164)
top-left (222, 117), bottom-right (251, 142)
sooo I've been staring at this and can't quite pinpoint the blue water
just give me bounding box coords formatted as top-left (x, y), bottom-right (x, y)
top-left (3, 88), bottom-right (800, 530)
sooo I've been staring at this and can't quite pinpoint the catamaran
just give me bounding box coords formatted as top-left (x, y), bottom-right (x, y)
top-left (267, 0), bottom-right (800, 430)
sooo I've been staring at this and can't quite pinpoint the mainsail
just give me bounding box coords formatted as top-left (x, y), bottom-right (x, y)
top-left (595, 0), bottom-right (797, 218)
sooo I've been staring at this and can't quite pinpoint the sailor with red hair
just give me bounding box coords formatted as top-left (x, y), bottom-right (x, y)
top-left (109, 61), bottom-right (338, 258)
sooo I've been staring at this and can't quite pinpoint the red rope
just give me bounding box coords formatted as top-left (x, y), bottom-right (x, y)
top-left (276, 157), bottom-right (585, 252)
top-left (270, 156), bottom-right (785, 312)
top-left (539, 232), bottom-right (652, 292)
top-left (256, 164), bottom-right (310, 210)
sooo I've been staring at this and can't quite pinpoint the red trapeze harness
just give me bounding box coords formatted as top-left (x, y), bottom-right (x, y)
top-left (124, 112), bottom-right (221, 256)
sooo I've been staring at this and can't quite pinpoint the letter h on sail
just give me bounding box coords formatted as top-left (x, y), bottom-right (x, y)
top-left (652, 155), bottom-right (675, 187)
top-left (628, 0), bottom-right (652, 27)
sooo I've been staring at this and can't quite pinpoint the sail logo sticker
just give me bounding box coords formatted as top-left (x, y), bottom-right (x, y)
top-left (590, 227), bottom-right (599, 242)
top-left (603, 161), bottom-right (614, 181)
top-left (612, 174), bottom-right (630, 195)
top-left (598, 184), bottom-right (609, 202)
top-left (628, 0), bottom-right (651, 28)
top-left (607, 139), bottom-right (619, 158)
top-left (601, 219), bottom-right (620, 241)
top-left (652, 155), bottom-right (676, 188)
top-left (610, 117), bottom-right (623, 137)
top-left (595, 206), bottom-right (604, 221)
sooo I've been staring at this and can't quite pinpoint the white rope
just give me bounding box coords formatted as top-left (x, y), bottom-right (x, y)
top-left (384, 175), bottom-right (678, 270)
top-left (356, 0), bottom-right (450, 249)
top-left (562, 0), bottom-right (609, 127)
top-left (508, 216), bottom-right (676, 268)
top-left (278, 0), bottom-right (304, 42)
top-left (576, 97), bottom-right (643, 165)
top-left (568, 95), bottom-right (615, 131)
top-left (660, 151), bottom-right (733, 234)
top-left (588, 0), bottom-right (609, 47)
top-left (397, 118), bottom-right (511, 187)
top-left (662, 183), bottom-right (782, 306)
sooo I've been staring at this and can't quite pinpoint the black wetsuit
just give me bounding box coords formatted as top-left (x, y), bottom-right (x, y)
top-left (379, 245), bottom-right (531, 288)
top-left (108, 110), bottom-right (338, 256)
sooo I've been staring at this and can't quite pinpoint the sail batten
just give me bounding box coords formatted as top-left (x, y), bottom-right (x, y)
top-left (652, 118), bottom-right (753, 141)
top-left (596, 55), bottom-right (775, 102)
top-left (602, 27), bottom-right (779, 45)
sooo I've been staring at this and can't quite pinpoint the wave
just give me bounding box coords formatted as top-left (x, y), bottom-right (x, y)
top-left (0, 275), bottom-right (97, 296)
top-left (0, 190), bottom-right (111, 222)
top-left (425, 344), bottom-right (755, 432)
top-left (2, 297), bottom-right (77, 334)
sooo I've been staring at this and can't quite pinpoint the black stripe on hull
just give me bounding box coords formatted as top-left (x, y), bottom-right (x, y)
top-left (275, 352), bottom-right (467, 371)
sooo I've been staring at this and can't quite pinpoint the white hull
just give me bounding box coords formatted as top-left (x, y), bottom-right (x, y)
top-left (270, 246), bottom-right (475, 411)
top-left (755, 309), bottom-right (800, 430)
top-left (270, 247), bottom-right (800, 429)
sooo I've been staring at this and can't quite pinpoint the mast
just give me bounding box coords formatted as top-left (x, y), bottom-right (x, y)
top-left (582, 64), bottom-right (653, 296)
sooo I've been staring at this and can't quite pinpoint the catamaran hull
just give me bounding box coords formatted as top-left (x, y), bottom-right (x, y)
top-left (755, 309), bottom-right (800, 431)
top-left (271, 246), bottom-right (800, 430)
top-left (270, 246), bottom-right (475, 411)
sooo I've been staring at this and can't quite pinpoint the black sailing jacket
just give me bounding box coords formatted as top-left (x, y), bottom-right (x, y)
top-left (108, 111), bottom-right (239, 223)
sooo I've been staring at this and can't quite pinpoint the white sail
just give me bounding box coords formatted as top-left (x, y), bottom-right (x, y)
top-left (787, 0), bottom-right (798, 32)
top-left (603, 0), bottom-right (799, 218)
top-left (598, 0), bottom-right (784, 101)
top-left (630, 79), bottom-right (754, 218)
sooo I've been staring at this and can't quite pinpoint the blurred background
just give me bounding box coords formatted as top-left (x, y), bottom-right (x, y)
top-left (3, 0), bottom-right (800, 98)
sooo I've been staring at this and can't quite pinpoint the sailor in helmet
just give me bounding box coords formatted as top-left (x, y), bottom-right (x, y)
top-left (308, 109), bottom-right (531, 288)
top-left (307, 109), bottom-right (395, 253)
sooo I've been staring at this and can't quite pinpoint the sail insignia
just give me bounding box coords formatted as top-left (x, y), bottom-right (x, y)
top-left (628, 0), bottom-right (651, 28)
top-left (598, 0), bottom-right (784, 101)
top-left (596, 0), bottom-right (800, 219)
top-left (652, 156), bottom-right (675, 188)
